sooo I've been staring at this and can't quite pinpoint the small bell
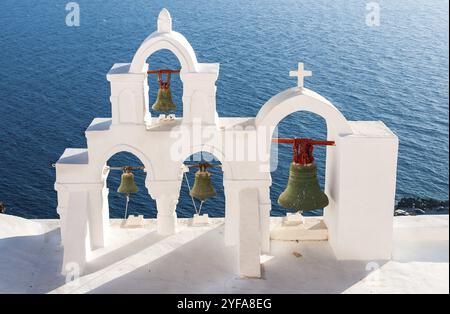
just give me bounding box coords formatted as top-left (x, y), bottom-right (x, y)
top-left (278, 162), bottom-right (329, 213)
top-left (152, 72), bottom-right (176, 113)
top-left (189, 170), bottom-right (217, 201)
top-left (118, 169), bottom-right (138, 195)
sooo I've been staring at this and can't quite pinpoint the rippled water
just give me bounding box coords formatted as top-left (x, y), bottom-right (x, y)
top-left (0, 0), bottom-right (448, 218)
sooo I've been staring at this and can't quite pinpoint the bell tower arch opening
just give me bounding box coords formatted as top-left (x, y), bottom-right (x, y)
top-left (256, 86), bottom-right (353, 222)
top-left (104, 151), bottom-right (156, 220)
top-left (125, 9), bottom-right (219, 126)
top-left (178, 151), bottom-right (225, 219)
top-left (129, 8), bottom-right (199, 74)
top-left (270, 111), bottom-right (328, 217)
top-left (146, 49), bottom-right (183, 119)
top-left (105, 151), bottom-right (156, 219)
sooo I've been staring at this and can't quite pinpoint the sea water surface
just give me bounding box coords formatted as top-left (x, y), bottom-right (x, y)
top-left (0, 0), bottom-right (448, 218)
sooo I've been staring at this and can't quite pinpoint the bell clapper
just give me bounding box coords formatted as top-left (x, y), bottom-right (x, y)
top-left (198, 200), bottom-right (205, 215)
top-left (124, 194), bottom-right (130, 220)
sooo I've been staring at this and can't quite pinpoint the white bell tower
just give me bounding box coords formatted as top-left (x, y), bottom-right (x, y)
top-left (55, 9), bottom-right (399, 279)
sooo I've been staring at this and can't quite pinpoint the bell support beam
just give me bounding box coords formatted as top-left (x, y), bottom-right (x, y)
top-left (147, 69), bottom-right (181, 74)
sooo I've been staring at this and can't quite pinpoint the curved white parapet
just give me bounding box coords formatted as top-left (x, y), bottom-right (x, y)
top-left (130, 9), bottom-right (199, 73)
top-left (94, 143), bottom-right (156, 181)
top-left (255, 87), bottom-right (353, 139)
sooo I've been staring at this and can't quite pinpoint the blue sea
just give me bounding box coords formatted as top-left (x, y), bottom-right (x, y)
top-left (0, 0), bottom-right (448, 219)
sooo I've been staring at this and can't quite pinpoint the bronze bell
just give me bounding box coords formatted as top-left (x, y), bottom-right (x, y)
top-left (152, 72), bottom-right (176, 113)
top-left (278, 162), bottom-right (329, 213)
top-left (117, 170), bottom-right (138, 195)
top-left (189, 170), bottom-right (217, 201)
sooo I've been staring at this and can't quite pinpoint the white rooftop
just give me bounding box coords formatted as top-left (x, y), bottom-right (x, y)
top-left (0, 214), bottom-right (448, 294)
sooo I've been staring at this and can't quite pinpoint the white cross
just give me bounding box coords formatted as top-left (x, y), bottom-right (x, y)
top-left (289, 62), bottom-right (312, 88)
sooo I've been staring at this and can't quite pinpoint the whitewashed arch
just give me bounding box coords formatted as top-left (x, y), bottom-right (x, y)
top-left (130, 28), bottom-right (198, 73)
top-left (255, 86), bottom-right (353, 225)
top-left (255, 87), bottom-right (353, 139)
top-left (96, 144), bottom-right (156, 182)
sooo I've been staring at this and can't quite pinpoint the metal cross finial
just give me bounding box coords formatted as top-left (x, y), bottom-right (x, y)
top-left (289, 62), bottom-right (312, 88)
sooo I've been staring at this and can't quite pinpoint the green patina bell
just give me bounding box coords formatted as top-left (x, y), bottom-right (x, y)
top-left (118, 172), bottom-right (138, 195)
top-left (190, 170), bottom-right (217, 201)
top-left (152, 72), bottom-right (176, 113)
top-left (278, 163), bottom-right (329, 213)
top-left (152, 87), bottom-right (176, 113)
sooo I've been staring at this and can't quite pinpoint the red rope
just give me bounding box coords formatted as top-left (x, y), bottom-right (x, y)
top-left (148, 69), bottom-right (179, 89)
top-left (273, 138), bottom-right (335, 165)
top-left (156, 71), bottom-right (172, 89)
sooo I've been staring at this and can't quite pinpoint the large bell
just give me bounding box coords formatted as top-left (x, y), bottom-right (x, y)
top-left (189, 170), bottom-right (217, 201)
top-left (278, 163), bottom-right (329, 213)
top-left (118, 171), bottom-right (138, 195)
